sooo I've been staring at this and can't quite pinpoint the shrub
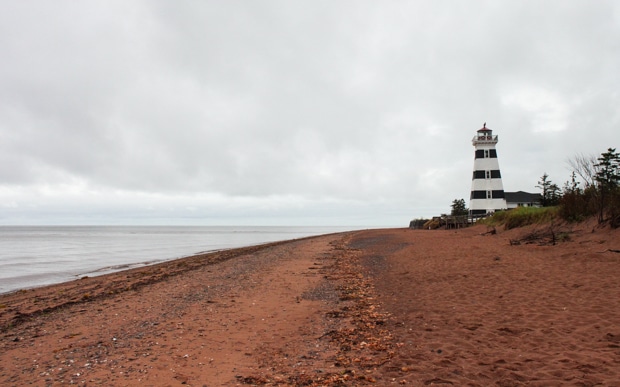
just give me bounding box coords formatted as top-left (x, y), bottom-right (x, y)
top-left (609, 190), bottom-right (620, 228)
top-left (557, 185), bottom-right (620, 226)
top-left (558, 191), bottom-right (591, 222)
top-left (478, 207), bottom-right (559, 229)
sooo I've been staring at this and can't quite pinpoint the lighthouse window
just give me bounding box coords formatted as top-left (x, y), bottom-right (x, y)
top-left (487, 190), bottom-right (492, 199)
top-left (485, 170), bottom-right (491, 179)
top-left (473, 170), bottom-right (486, 179)
top-left (484, 150), bottom-right (490, 158)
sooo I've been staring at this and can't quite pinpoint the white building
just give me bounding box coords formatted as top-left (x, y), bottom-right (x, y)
top-left (469, 124), bottom-right (508, 218)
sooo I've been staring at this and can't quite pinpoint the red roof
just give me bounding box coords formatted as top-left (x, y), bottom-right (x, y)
top-left (477, 123), bottom-right (491, 132)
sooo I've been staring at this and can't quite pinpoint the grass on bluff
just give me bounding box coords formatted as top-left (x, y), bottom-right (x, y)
top-left (478, 206), bottom-right (559, 230)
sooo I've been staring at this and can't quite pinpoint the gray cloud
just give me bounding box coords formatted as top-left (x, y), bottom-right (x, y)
top-left (1, 1), bottom-right (619, 225)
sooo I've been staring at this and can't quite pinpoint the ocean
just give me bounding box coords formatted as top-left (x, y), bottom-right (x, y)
top-left (0, 226), bottom-right (353, 294)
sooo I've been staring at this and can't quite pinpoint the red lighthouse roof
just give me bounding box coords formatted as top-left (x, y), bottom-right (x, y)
top-left (477, 122), bottom-right (492, 132)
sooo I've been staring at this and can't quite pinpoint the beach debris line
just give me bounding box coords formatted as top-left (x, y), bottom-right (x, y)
top-left (237, 236), bottom-right (397, 386)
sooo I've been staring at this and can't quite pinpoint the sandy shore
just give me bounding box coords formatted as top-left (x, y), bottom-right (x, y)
top-left (1, 223), bottom-right (619, 386)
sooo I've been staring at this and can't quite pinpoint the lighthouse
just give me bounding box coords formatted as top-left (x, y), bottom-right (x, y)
top-left (469, 123), bottom-right (507, 218)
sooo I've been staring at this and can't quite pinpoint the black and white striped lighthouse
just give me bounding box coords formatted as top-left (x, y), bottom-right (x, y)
top-left (469, 123), bottom-right (507, 218)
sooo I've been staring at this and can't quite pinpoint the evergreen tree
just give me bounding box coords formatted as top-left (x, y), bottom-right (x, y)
top-left (548, 183), bottom-right (561, 206)
top-left (594, 148), bottom-right (620, 223)
top-left (536, 173), bottom-right (560, 206)
top-left (451, 198), bottom-right (468, 216)
top-left (562, 171), bottom-right (581, 195)
top-left (595, 148), bottom-right (620, 190)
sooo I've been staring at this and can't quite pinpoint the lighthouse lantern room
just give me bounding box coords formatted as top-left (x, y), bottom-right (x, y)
top-left (469, 123), bottom-right (507, 218)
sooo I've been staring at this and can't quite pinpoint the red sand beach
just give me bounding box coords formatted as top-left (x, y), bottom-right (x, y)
top-left (1, 222), bottom-right (620, 386)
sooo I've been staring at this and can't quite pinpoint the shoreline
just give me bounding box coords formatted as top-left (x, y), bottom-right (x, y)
top-left (0, 231), bottom-right (348, 324)
top-left (0, 226), bottom-right (357, 295)
top-left (2, 224), bottom-right (619, 385)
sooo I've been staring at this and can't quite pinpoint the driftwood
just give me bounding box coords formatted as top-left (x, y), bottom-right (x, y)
top-left (481, 227), bottom-right (496, 236)
top-left (597, 249), bottom-right (620, 254)
top-left (509, 224), bottom-right (572, 246)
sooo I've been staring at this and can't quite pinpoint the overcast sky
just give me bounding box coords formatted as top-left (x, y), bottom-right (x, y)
top-left (1, 1), bottom-right (618, 226)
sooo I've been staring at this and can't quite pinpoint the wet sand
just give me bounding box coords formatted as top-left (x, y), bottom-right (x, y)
top-left (1, 222), bottom-right (619, 386)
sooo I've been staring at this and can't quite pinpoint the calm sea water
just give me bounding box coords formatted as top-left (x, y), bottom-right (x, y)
top-left (0, 226), bottom-right (353, 294)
